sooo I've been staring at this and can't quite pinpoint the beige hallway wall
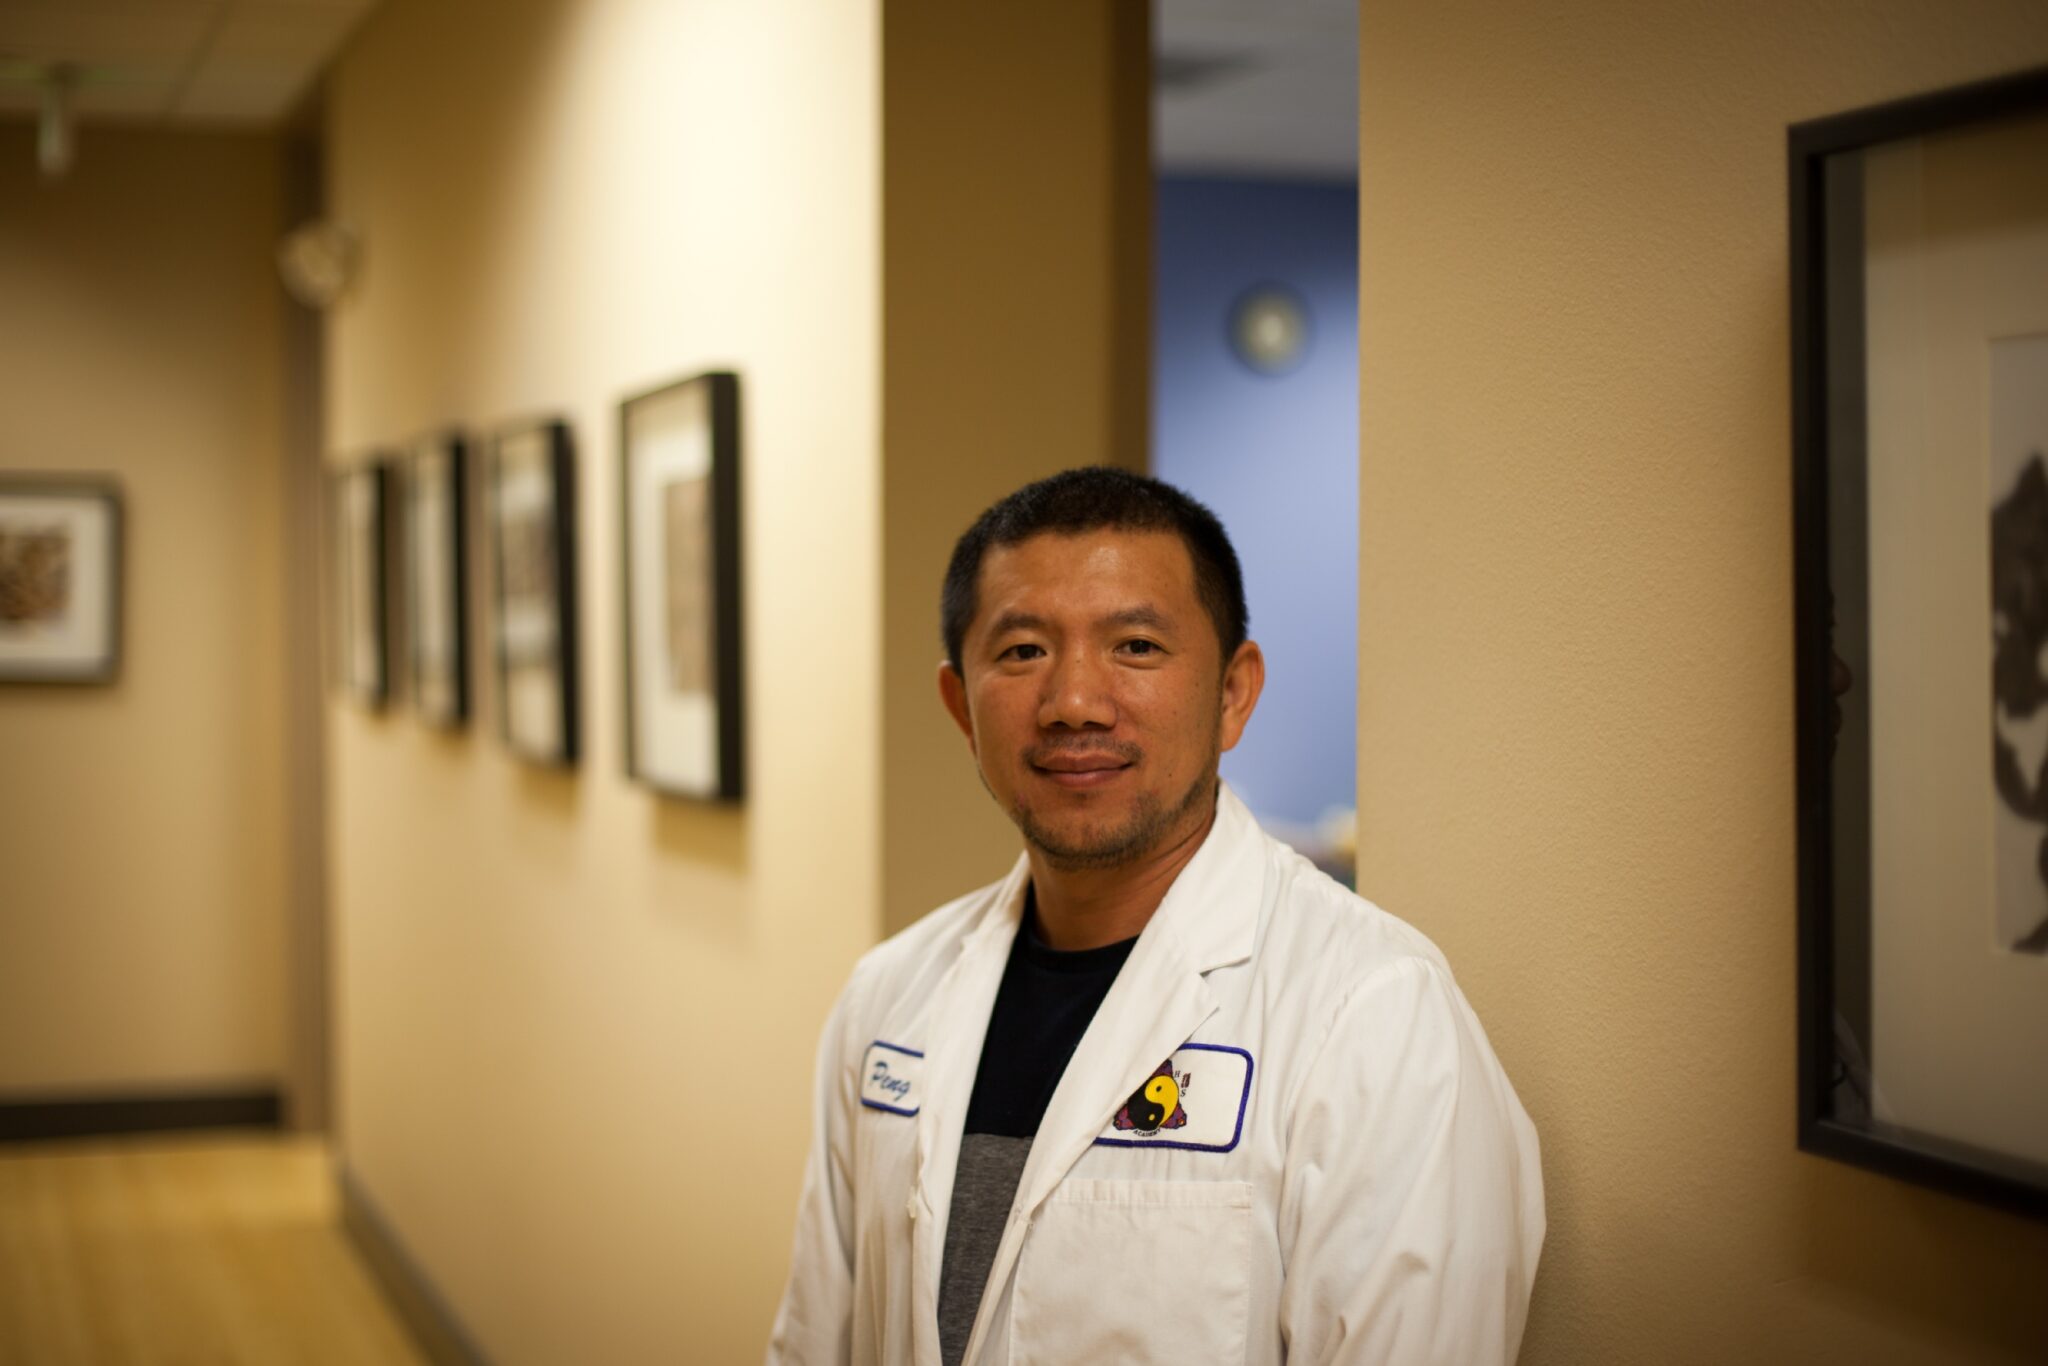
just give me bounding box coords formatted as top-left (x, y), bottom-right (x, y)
top-left (1355, 3), bottom-right (2048, 1362)
top-left (323, 0), bottom-right (881, 1360)
top-left (0, 126), bottom-right (288, 1098)
top-left (326, 0), bottom-right (1152, 1357)
top-left (878, 1), bottom-right (1151, 936)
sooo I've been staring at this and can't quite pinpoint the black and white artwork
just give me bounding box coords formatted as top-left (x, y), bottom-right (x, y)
top-left (406, 433), bottom-right (469, 728)
top-left (1990, 333), bottom-right (2048, 955)
top-left (0, 477), bottom-right (121, 684)
top-left (489, 419), bottom-right (577, 765)
top-left (337, 462), bottom-right (391, 707)
top-left (621, 372), bottom-right (744, 800)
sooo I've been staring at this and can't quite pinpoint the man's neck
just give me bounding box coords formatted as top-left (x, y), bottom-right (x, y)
top-left (1026, 800), bottom-right (1219, 951)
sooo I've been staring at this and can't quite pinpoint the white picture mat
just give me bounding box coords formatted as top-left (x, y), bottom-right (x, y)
top-left (0, 492), bottom-right (113, 670)
top-left (627, 382), bottom-right (720, 794)
top-left (409, 441), bottom-right (459, 720)
top-left (1864, 112), bottom-right (2048, 1167)
top-left (494, 429), bottom-right (563, 756)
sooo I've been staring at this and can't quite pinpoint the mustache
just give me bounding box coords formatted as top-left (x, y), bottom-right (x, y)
top-left (1025, 738), bottom-right (1142, 767)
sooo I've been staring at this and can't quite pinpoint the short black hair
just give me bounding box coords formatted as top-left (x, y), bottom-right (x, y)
top-left (941, 467), bottom-right (1248, 674)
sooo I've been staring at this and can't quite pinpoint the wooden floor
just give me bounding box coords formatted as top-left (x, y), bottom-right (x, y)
top-left (0, 1132), bottom-right (427, 1366)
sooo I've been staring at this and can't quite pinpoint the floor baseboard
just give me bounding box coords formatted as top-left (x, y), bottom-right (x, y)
top-left (0, 1088), bottom-right (282, 1143)
top-left (337, 1164), bottom-right (491, 1366)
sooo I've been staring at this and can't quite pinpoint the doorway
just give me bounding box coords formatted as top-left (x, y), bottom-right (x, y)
top-left (1151, 0), bottom-right (1360, 882)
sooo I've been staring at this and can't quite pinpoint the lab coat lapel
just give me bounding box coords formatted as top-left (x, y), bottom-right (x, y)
top-left (959, 785), bottom-right (1268, 1366)
top-left (1007, 923), bottom-right (1214, 1216)
top-left (906, 856), bottom-right (1029, 1364)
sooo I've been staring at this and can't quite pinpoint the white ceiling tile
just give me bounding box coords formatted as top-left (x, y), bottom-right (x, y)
top-left (169, 0), bottom-right (371, 123)
top-left (0, 0), bottom-right (193, 8)
top-left (0, 3), bottom-right (219, 66)
top-left (0, 0), bottom-right (378, 127)
top-left (1158, 3), bottom-right (1352, 55)
top-left (1154, 0), bottom-right (1358, 180)
top-left (201, 0), bottom-right (363, 63)
top-left (171, 67), bottom-right (302, 123)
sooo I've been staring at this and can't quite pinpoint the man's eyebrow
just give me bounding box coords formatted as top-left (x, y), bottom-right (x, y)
top-left (1101, 605), bottom-right (1171, 631)
top-left (986, 610), bottom-right (1048, 638)
top-left (984, 605), bottom-right (1176, 642)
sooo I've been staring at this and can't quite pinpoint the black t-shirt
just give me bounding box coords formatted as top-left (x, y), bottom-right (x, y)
top-left (935, 891), bottom-right (1137, 1365)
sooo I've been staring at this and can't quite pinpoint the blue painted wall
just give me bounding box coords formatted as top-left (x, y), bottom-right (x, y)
top-left (1153, 175), bottom-right (1358, 830)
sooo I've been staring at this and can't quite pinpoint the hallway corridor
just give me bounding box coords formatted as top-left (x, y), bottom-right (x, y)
top-left (0, 1134), bottom-right (424, 1365)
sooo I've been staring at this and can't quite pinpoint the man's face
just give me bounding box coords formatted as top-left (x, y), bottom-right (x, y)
top-left (938, 528), bottom-right (1262, 871)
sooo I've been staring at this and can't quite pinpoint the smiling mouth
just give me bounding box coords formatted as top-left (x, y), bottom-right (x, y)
top-left (1028, 746), bottom-right (1138, 788)
top-left (1036, 755), bottom-right (1128, 772)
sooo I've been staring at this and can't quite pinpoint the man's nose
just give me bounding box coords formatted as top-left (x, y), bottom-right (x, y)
top-left (1037, 649), bottom-right (1117, 730)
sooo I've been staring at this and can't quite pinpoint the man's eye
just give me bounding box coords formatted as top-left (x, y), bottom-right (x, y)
top-left (1120, 639), bottom-right (1161, 657)
top-left (1000, 643), bottom-right (1045, 661)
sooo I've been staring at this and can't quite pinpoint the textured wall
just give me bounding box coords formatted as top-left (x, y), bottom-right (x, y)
top-left (878, 0), bottom-right (1150, 937)
top-left (324, 0), bottom-right (880, 1359)
top-left (0, 127), bottom-right (287, 1097)
top-left (1355, 2), bottom-right (2048, 1361)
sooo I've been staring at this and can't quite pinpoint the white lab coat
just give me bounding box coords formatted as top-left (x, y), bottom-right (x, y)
top-left (768, 785), bottom-right (1544, 1365)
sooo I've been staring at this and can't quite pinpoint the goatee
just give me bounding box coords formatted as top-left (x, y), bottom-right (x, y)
top-left (1011, 764), bottom-right (1218, 872)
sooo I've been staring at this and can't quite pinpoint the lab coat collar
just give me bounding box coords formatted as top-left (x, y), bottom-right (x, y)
top-left (1007, 779), bottom-right (1264, 1203)
top-left (972, 779), bottom-right (1265, 967)
top-left (1126, 780), bottom-right (1265, 975)
top-left (954, 781), bottom-right (1271, 1366)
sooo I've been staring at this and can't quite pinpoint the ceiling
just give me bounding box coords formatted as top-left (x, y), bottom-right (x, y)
top-left (0, 0), bottom-right (377, 126)
top-left (1154, 0), bottom-right (1358, 182)
top-left (0, 0), bottom-right (1354, 174)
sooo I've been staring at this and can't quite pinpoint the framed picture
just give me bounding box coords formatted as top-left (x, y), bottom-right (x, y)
top-left (335, 460), bottom-right (392, 707)
top-left (620, 372), bottom-right (744, 801)
top-left (405, 432), bottom-right (469, 728)
top-left (1792, 66), bottom-right (2048, 1220)
top-left (489, 418), bottom-right (578, 765)
top-left (0, 475), bottom-right (122, 684)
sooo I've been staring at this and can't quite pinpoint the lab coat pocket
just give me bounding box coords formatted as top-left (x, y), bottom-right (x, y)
top-left (1009, 1178), bottom-right (1252, 1365)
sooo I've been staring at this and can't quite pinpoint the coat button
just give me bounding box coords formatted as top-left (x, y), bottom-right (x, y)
top-left (905, 1194), bottom-right (920, 1221)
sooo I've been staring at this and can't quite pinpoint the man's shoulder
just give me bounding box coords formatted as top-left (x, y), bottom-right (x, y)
top-left (833, 869), bottom-right (1016, 1025)
top-left (1249, 833), bottom-right (1529, 1135)
top-left (1253, 831), bottom-right (1455, 989)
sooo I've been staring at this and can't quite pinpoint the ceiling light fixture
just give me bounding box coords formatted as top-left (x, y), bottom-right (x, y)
top-left (34, 63), bottom-right (79, 179)
top-left (37, 64), bottom-right (77, 178)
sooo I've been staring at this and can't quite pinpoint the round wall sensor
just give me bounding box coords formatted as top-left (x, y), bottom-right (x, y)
top-left (277, 221), bottom-right (360, 310)
top-left (1228, 285), bottom-right (1312, 375)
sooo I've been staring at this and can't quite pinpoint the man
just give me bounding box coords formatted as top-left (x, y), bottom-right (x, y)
top-left (769, 468), bottom-right (1543, 1365)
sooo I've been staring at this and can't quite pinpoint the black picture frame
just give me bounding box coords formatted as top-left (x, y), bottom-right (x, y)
top-left (619, 371), bottom-right (745, 801)
top-left (0, 474), bottom-right (123, 685)
top-left (1791, 65), bottom-right (2048, 1222)
top-left (336, 460), bottom-right (393, 709)
top-left (488, 417), bottom-right (578, 766)
top-left (405, 431), bottom-right (470, 729)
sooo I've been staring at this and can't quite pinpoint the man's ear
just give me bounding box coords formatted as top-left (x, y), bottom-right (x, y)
top-left (938, 660), bottom-right (976, 750)
top-left (1218, 640), bottom-right (1266, 753)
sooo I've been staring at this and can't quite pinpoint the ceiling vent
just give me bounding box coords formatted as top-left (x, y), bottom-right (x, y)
top-left (1155, 50), bottom-right (1258, 94)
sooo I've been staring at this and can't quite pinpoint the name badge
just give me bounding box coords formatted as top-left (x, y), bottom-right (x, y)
top-left (860, 1040), bottom-right (924, 1116)
top-left (1094, 1043), bottom-right (1253, 1153)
